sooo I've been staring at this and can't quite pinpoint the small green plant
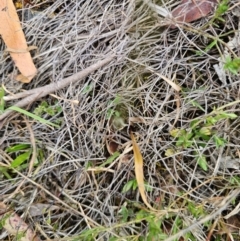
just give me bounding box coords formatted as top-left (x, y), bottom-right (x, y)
top-left (122, 179), bottom-right (152, 193)
top-left (214, 0), bottom-right (229, 22)
top-left (33, 100), bottom-right (62, 125)
top-left (9, 106), bottom-right (60, 127)
top-left (200, 0), bottom-right (229, 31)
top-left (0, 89), bottom-right (60, 127)
top-left (0, 143), bottom-right (43, 179)
top-left (224, 56), bottom-right (240, 75)
top-left (107, 95), bottom-right (128, 130)
top-left (167, 109), bottom-right (237, 171)
top-left (136, 210), bottom-right (168, 241)
top-left (69, 199), bottom-right (205, 241)
top-left (118, 204), bottom-right (134, 223)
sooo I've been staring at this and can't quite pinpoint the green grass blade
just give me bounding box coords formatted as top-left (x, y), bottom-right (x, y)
top-left (0, 87), bottom-right (5, 113)
top-left (11, 151), bottom-right (31, 168)
top-left (99, 151), bottom-right (120, 167)
top-left (8, 106), bottom-right (59, 127)
top-left (6, 144), bottom-right (31, 153)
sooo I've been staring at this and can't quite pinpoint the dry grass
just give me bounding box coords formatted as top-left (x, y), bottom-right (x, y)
top-left (1, 0), bottom-right (240, 240)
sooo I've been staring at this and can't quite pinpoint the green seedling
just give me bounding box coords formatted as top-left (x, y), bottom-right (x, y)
top-left (136, 210), bottom-right (168, 241)
top-left (118, 205), bottom-right (134, 223)
top-left (107, 95), bottom-right (128, 131)
top-left (197, 155), bottom-right (208, 171)
top-left (122, 179), bottom-right (152, 193)
top-left (0, 143), bottom-right (43, 179)
top-left (0, 89), bottom-right (59, 127)
top-left (214, 0), bottom-right (229, 22)
top-left (187, 201), bottom-right (206, 218)
top-left (199, 0), bottom-right (229, 32)
top-left (168, 110), bottom-right (237, 171)
top-left (34, 100), bottom-right (62, 117)
top-left (206, 0), bottom-right (229, 27)
top-left (33, 100), bottom-right (62, 125)
top-left (224, 56), bottom-right (240, 75)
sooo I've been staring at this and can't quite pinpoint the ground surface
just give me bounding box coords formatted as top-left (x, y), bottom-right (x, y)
top-left (1, 0), bottom-right (240, 240)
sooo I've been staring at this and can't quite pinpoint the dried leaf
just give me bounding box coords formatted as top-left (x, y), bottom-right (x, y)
top-left (106, 138), bottom-right (119, 155)
top-left (130, 132), bottom-right (155, 211)
top-left (0, 0), bottom-right (37, 82)
top-left (0, 202), bottom-right (40, 241)
top-left (29, 203), bottom-right (59, 217)
top-left (171, 0), bottom-right (218, 29)
top-left (225, 215), bottom-right (240, 233)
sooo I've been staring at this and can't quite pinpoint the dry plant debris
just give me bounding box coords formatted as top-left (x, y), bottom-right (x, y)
top-left (0, 0), bottom-right (37, 83)
top-left (171, 0), bottom-right (218, 28)
top-left (131, 131), bottom-right (154, 211)
top-left (0, 202), bottom-right (41, 241)
top-left (1, 0), bottom-right (240, 240)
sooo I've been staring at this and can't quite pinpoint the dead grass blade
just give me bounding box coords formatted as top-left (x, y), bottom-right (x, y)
top-left (0, 0), bottom-right (37, 82)
top-left (130, 131), bottom-right (155, 211)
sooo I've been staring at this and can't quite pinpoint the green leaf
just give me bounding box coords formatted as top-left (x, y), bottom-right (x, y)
top-left (199, 127), bottom-right (212, 136)
top-left (122, 179), bottom-right (135, 193)
top-left (8, 106), bottom-right (59, 127)
top-left (107, 108), bottom-right (115, 119)
top-left (0, 166), bottom-right (12, 179)
top-left (0, 87), bottom-right (5, 113)
top-left (190, 100), bottom-right (205, 111)
top-left (190, 119), bottom-right (200, 128)
top-left (176, 134), bottom-right (193, 148)
top-left (213, 136), bottom-right (226, 148)
top-left (215, 0), bottom-right (229, 16)
top-left (218, 112), bottom-right (237, 119)
top-left (206, 116), bottom-right (218, 125)
top-left (136, 210), bottom-right (148, 221)
top-left (119, 206), bottom-right (131, 222)
top-left (187, 201), bottom-right (205, 218)
top-left (11, 151), bottom-right (31, 168)
top-left (109, 237), bottom-right (118, 241)
top-left (197, 155), bottom-right (208, 171)
top-left (132, 179), bottom-right (138, 191)
top-left (99, 152), bottom-right (120, 167)
top-left (224, 56), bottom-right (240, 75)
top-left (6, 144), bottom-right (30, 153)
top-left (229, 176), bottom-right (240, 185)
top-left (196, 40), bottom-right (217, 56)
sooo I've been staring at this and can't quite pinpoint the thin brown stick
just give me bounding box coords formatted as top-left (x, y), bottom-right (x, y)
top-left (0, 55), bottom-right (115, 122)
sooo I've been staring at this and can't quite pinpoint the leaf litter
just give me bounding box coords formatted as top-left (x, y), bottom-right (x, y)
top-left (0, 0), bottom-right (240, 240)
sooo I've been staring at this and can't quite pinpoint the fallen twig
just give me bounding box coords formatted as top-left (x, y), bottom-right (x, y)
top-left (0, 55), bottom-right (115, 123)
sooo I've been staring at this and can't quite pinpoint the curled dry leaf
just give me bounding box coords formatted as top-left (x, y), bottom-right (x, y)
top-left (171, 0), bottom-right (218, 29)
top-left (0, 0), bottom-right (37, 83)
top-left (130, 132), bottom-right (155, 211)
top-left (106, 137), bottom-right (119, 155)
top-left (0, 202), bottom-right (40, 241)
